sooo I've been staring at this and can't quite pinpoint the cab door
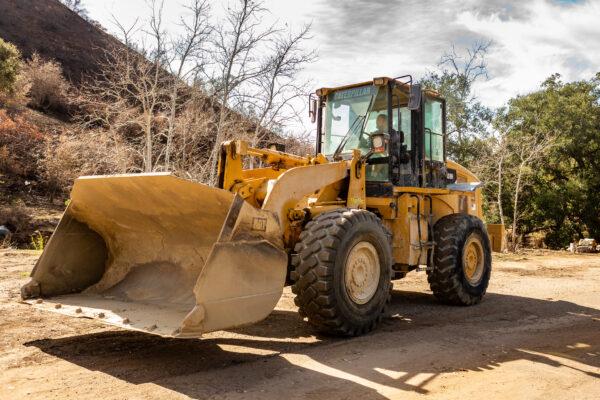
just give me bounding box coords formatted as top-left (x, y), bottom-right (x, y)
top-left (422, 96), bottom-right (446, 188)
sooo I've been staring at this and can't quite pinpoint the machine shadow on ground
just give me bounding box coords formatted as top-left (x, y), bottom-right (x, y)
top-left (26, 291), bottom-right (600, 399)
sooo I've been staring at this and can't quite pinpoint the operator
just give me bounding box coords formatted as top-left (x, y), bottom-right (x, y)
top-left (360, 113), bottom-right (390, 148)
top-left (367, 113), bottom-right (391, 181)
top-left (374, 113), bottom-right (388, 135)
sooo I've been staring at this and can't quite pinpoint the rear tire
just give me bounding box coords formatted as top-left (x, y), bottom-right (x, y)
top-left (427, 214), bottom-right (491, 305)
top-left (291, 209), bottom-right (392, 336)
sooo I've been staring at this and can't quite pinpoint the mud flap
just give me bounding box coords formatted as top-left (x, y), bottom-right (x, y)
top-left (21, 173), bottom-right (287, 338)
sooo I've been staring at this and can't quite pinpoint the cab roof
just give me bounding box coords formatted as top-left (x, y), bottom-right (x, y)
top-left (316, 76), bottom-right (442, 100)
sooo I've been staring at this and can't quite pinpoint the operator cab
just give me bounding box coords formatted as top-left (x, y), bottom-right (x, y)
top-left (311, 76), bottom-right (449, 196)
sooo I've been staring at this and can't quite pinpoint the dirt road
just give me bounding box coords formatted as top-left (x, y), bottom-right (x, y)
top-left (1, 249), bottom-right (599, 399)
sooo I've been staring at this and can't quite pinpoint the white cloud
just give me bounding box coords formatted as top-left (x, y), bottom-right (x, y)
top-left (458, 0), bottom-right (600, 107)
top-left (85, 0), bottom-right (600, 136)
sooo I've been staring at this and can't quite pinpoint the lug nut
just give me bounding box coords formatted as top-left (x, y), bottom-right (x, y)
top-left (75, 308), bottom-right (82, 313)
top-left (54, 303), bottom-right (62, 309)
top-left (36, 299), bottom-right (43, 304)
top-left (98, 312), bottom-right (105, 318)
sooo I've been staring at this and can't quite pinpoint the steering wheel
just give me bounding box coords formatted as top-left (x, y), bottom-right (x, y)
top-left (359, 131), bottom-right (371, 148)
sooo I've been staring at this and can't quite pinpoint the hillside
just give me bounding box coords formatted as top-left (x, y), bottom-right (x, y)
top-left (0, 0), bottom-right (292, 250)
top-left (0, 0), bottom-right (118, 83)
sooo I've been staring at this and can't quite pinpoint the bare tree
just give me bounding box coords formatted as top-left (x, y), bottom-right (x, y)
top-left (507, 131), bottom-right (555, 249)
top-left (476, 119), bottom-right (555, 251)
top-left (167, 88), bottom-right (217, 180)
top-left (79, 0), bottom-right (212, 175)
top-left (472, 131), bottom-right (508, 228)
top-left (108, 1), bottom-right (212, 172)
top-left (74, 0), bottom-right (315, 183)
top-left (206, 0), bottom-right (277, 184)
top-left (423, 41), bottom-right (493, 164)
top-left (495, 134), bottom-right (507, 228)
top-left (163, 0), bottom-right (211, 169)
top-left (77, 39), bottom-right (168, 172)
top-left (439, 42), bottom-right (490, 101)
top-left (110, 14), bottom-right (140, 51)
top-left (125, 0), bottom-right (169, 172)
top-left (245, 24), bottom-right (315, 156)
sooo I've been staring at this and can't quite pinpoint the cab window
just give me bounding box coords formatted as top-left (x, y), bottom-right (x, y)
top-left (424, 98), bottom-right (444, 161)
top-left (393, 107), bottom-right (411, 150)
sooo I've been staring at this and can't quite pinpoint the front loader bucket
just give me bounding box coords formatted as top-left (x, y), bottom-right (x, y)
top-left (21, 173), bottom-right (287, 338)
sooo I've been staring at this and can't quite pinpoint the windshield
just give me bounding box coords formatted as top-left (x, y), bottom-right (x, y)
top-left (323, 85), bottom-right (388, 156)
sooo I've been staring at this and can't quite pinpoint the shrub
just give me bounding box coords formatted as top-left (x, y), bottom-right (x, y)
top-left (0, 38), bottom-right (21, 95)
top-left (22, 53), bottom-right (70, 113)
top-left (0, 38), bottom-right (30, 109)
top-left (40, 128), bottom-right (135, 198)
top-left (39, 134), bottom-right (80, 199)
top-left (0, 202), bottom-right (33, 246)
top-left (30, 231), bottom-right (45, 251)
top-left (2, 72), bottom-right (31, 110)
top-left (0, 109), bottom-right (46, 183)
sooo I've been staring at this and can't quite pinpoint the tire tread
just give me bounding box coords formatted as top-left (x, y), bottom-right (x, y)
top-left (291, 208), bottom-right (391, 336)
top-left (427, 214), bottom-right (491, 306)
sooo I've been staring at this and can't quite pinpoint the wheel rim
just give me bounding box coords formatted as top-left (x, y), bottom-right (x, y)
top-left (344, 241), bottom-right (380, 305)
top-left (463, 234), bottom-right (485, 285)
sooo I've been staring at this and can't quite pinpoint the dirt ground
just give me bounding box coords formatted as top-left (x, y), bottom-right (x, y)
top-left (0, 249), bottom-right (598, 400)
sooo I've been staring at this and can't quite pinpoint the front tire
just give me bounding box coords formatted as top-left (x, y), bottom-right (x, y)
top-left (291, 209), bottom-right (392, 336)
top-left (427, 214), bottom-right (492, 305)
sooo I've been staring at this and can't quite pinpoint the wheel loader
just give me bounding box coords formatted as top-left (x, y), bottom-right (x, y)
top-left (21, 76), bottom-right (492, 338)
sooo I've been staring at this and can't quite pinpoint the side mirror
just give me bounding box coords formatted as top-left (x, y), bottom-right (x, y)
top-left (408, 84), bottom-right (421, 110)
top-left (308, 94), bottom-right (318, 123)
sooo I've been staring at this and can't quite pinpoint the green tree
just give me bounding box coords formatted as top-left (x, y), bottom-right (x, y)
top-left (0, 38), bottom-right (22, 96)
top-left (482, 73), bottom-right (600, 249)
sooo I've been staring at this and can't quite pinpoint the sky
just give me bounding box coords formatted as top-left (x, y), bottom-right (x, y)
top-left (85, 0), bottom-right (600, 136)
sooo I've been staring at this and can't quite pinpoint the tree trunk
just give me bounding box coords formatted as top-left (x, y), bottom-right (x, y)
top-left (209, 95), bottom-right (228, 185)
top-left (144, 112), bottom-right (153, 172)
top-left (497, 153), bottom-right (505, 227)
top-left (165, 83), bottom-right (178, 170)
top-left (511, 162), bottom-right (524, 250)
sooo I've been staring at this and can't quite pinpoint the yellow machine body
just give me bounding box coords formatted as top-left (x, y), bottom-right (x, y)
top-left (21, 77), bottom-right (492, 338)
